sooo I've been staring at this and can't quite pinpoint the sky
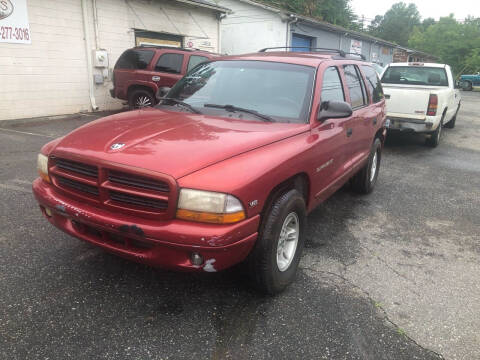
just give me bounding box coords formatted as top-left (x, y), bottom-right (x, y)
top-left (350, 0), bottom-right (477, 23)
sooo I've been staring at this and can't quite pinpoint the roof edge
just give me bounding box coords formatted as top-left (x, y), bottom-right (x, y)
top-left (174, 0), bottom-right (231, 13)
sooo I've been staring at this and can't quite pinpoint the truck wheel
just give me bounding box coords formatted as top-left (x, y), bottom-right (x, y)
top-left (129, 89), bottom-right (155, 109)
top-left (426, 117), bottom-right (443, 147)
top-left (248, 189), bottom-right (306, 294)
top-left (351, 138), bottom-right (382, 194)
top-left (463, 81), bottom-right (473, 91)
top-left (444, 105), bottom-right (460, 129)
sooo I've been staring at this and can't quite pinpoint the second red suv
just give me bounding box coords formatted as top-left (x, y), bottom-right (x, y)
top-left (111, 46), bottom-right (218, 109)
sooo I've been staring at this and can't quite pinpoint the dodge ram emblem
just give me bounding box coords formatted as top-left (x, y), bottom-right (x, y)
top-left (110, 143), bottom-right (125, 150)
top-left (0, 0), bottom-right (14, 20)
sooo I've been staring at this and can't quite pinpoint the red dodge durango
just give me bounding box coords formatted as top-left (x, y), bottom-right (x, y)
top-left (33, 49), bottom-right (387, 293)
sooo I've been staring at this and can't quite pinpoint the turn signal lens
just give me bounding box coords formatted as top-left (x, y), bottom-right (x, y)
top-left (176, 209), bottom-right (245, 224)
top-left (37, 154), bottom-right (50, 183)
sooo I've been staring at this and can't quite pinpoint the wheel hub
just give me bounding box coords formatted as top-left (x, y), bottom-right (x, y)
top-left (276, 212), bottom-right (299, 272)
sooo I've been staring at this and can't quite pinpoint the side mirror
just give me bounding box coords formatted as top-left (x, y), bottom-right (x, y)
top-left (317, 101), bottom-right (352, 122)
top-left (156, 87), bottom-right (171, 101)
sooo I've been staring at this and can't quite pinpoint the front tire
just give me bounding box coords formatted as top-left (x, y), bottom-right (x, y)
top-left (351, 137), bottom-right (382, 194)
top-left (248, 189), bottom-right (306, 294)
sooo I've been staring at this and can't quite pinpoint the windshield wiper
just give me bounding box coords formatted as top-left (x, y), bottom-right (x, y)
top-left (159, 98), bottom-right (202, 114)
top-left (204, 104), bottom-right (274, 122)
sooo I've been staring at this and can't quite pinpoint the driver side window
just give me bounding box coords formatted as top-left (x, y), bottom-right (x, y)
top-left (321, 67), bottom-right (345, 103)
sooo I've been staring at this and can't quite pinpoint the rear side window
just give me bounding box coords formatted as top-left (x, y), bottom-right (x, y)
top-left (115, 50), bottom-right (154, 70)
top-left (155, 53), bottom-right (184, 73)
top-left (343, 65), bottom-right (367, 108)
top-left (187, 55), bottom-right (209, 73)
top-left (361, 65), bottom-right (384, 103)
top-left (381, 66), bottom-right (449, 86)
top-left (321, 66), bottom-right (345, 103)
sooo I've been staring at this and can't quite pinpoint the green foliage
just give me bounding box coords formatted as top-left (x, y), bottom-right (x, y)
top-left (368, 2), bottom-right (421, 46)
top-left (257, 0), bottom-right (359, 29)
top-left (408, 15), bottom-right (480, 75)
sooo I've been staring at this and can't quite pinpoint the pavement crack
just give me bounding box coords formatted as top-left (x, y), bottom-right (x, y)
top-left (300, 265), bottom-right (445, 359)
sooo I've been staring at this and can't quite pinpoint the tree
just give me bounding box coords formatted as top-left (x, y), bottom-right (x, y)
top-left (408, 15), bottom-right (480, 75)
top-left (368, 2), bottom-right (421, 46)
top-left (258, 0), bottom-right (359, 30)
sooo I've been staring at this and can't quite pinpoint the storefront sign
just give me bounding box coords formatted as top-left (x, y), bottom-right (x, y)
top-left (350, 39), bottom-right (362, 55)
top-left (0, 0), bottom-right (31, 44)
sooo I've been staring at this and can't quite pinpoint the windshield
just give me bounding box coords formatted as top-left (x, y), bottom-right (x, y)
top-left (382, 66), bottom-right (449, 86)
top-left (162, 60), bottom-right (316, 123)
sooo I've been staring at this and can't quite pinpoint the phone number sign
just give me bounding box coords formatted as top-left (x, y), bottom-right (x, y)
top-left (0, 0), bottom-right (31, 44)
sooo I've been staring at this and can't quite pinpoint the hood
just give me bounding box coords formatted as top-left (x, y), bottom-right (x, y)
top-left (51, 108), bottom-right (309, 179)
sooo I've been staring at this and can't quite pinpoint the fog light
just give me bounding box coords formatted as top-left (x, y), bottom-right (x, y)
top-left (190, 252), bottom-right (204, 266)
top-left (44, 207), bottom-right (52, 217)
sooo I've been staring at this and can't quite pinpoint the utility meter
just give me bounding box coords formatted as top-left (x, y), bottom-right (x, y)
top-left (93, 49), bottom-right (109, 68)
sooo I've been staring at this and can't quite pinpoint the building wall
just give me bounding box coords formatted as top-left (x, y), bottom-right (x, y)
top-left (218, 0), bottom-right (286, 55)
top-left (0, 0), bottom-right (220, 121)
top-left (291, 22), bottom-right (394, 66)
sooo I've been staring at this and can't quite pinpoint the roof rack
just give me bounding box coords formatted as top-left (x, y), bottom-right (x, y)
top-left (259, 46), bottom-right (345, 56)
top-left (259, 47), bottom-right (367, 61)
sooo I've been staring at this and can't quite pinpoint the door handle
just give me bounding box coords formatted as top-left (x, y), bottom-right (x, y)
top-left (346, 128), bottom-right (353, 137)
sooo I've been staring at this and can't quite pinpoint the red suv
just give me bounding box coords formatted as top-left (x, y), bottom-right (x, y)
top-left (111, 46), bottom-right (218, 109)
top-left (34, 49), bottom-right (386, 293)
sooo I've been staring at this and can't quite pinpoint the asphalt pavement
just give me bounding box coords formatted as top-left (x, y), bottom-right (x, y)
top-left (0, 93), bottom-right (479, 359)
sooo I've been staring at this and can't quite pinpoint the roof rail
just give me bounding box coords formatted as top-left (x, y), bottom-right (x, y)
top-left (342, 52), bottom-right (367, 61)
top-left (259, 47), bottom-right (368, 61)
top-left (259, 46), bottom-right (346, 57)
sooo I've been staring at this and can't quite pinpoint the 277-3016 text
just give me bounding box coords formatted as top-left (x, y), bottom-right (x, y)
top-left (1, 27), bottom-right (30, 41)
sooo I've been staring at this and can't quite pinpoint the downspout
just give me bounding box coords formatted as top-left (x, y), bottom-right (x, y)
top-left (92, 0), bottom-right (100, 49)
top-left (81, 0), bottom-right (98, 111)
top-left (286, 15), bottom-right (298, 47)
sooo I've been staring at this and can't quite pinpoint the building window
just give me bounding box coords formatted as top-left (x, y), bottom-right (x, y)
top-left (155, 53), bottom-right (184, 73)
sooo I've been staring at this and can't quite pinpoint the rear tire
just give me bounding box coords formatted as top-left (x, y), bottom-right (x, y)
top-left (426, 116), bottom-right (443, 147)
top-left (351, 138), bottom-right (382, 194)
top-left (129, 89), bottom-right (155, 109)
top-left (247, 189), bottom-right (306, 294)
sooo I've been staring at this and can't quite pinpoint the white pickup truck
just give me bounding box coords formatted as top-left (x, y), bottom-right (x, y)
top-left (381, 62), bottom-right (461, 147)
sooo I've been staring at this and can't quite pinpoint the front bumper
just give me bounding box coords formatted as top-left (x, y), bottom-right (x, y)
top-left (386, 116), bottom-right (440, 133)
top-left (32, 178), bottom-right (259, 272)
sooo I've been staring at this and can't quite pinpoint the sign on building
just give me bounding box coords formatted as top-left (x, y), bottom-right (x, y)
top-left (0, 0), bottom-right (31, 44)
top-left (350, 39), bottom-right (362, 55)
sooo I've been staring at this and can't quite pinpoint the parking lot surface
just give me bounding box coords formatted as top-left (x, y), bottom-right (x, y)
top-left (1, 92), bottom-right (479, 359)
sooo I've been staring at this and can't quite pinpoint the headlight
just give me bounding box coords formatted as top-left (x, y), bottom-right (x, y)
top-left (176, 189), bottom-right (245, 224)
top-left (37, 153), bottom-right (50, 183)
